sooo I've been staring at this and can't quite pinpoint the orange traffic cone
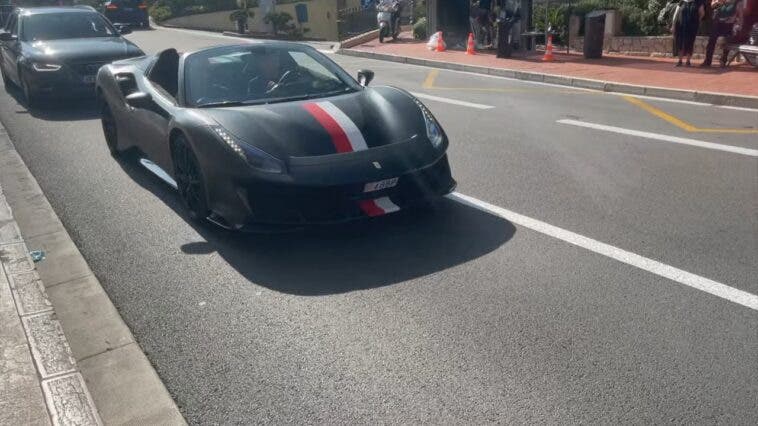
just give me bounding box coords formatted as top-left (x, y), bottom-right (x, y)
top-left (543, 34), bottom-right (555, 62)
top-left (436, 31), bottom-right (446, 52)
top-left (466, 32), bottom-right (476, 55)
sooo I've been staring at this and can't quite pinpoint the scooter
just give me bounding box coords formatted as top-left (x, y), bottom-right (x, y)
top-left (377, 1), bottom-right (401, 43)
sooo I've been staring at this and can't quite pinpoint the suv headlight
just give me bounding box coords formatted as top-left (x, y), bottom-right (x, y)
top-left (210, 126), bottom-right (284, 174)
top-left (31, 62), bottom-right (61, 72)
top-left (412, 98), bottom-right (445, 148)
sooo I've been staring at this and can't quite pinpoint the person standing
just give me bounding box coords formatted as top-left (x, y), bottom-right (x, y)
top-left (700, 0), bottom-right (738, 67)
top-left (672, 0), bottom-right (706, 66)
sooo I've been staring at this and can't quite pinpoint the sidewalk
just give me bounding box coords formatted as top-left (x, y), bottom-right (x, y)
top-left (1, 167), bottom-right (101, 424)
top-left (340, 32), bottom-right (758, 107)
top-left (0, 126), bottom-right (185, 425)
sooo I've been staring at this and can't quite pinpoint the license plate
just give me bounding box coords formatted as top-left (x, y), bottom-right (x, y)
top-left (124, 7), bottom-right (134, 11)
top-left (364, 177), bottom-right (398, 193)
top-left (82, 75), bottom-right (96, 84)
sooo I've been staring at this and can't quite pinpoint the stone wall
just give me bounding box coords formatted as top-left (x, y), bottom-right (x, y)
top-left (570, 35), bottom-right (724, 59)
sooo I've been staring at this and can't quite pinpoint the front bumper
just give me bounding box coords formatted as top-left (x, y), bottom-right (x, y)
top-left (225, 154), bottom-right (456, 228)
top-left (25, 65), bottom-right (101, 98)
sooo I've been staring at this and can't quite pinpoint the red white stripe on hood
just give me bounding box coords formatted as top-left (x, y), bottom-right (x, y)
top-left (358, 197), bottom-right (400, 217)
top-left (303, 101), bottom-right (368, 153)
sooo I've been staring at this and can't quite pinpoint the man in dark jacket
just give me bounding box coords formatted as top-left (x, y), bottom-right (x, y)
top-left (701, 0), bottom-right (739, 66)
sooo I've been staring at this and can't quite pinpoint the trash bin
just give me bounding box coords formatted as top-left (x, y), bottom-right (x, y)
top-left (584, 11), bottom-right (606, 59)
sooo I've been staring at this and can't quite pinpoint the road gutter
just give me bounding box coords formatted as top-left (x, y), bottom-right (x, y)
top-left (0, 125), bottom-right (185, 425)
top-left (337, 49), bottom-right (758, 109)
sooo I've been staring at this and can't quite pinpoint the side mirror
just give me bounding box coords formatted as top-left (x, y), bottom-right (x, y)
top-left (0, 32), bottom-right (18, 42)
top-left (125, 91), bottom-right (152, 109)
top-left (116, 25), bottom-right (132, 35)
top-left (357, 69), bottom-right (374, 87)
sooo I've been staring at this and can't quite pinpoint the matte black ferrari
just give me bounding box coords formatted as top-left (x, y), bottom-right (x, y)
top-left (96, 43), bottom-right (455, 230)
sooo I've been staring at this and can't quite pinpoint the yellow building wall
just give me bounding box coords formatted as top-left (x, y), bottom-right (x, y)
top-left (248, 1), bottom-right (342, 41)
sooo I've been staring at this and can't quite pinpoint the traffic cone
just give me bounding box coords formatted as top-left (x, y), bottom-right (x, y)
top-left (543, 34), bottom-right (555, 62)
top-left (436, 31), bottom-right (446, 52)
top-left (466, 32), bottom-right (476, 55)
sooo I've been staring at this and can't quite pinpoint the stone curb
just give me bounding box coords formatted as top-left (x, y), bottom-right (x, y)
top-left (336, 49), bottom-right (758, 109)
top-left (0, 128), bottom-right (186, 425)
top-left (1, 204), bottom-right (102, 425)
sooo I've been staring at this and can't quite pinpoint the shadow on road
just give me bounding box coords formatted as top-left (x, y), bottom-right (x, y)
top-left (5, 85), bottom-right (100, 121)
top-left (116, 155), bottom-right (516, 296)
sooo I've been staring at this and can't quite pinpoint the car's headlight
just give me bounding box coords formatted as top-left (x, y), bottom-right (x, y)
top-left (31, 63), bottom-right (61, 72)
top-left (412, 98), bottom-right (444, 148)
top-left (210, 126), bottom-right (284, 174)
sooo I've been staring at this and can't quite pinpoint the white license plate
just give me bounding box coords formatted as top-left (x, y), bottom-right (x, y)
top-left (364, 177), bottom-right (398, 193)
top-left (82, 75), bottom-right (96, 84)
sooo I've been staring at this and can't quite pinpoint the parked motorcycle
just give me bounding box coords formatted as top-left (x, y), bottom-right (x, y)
top-left (377, 0), bottom-right (401, 43)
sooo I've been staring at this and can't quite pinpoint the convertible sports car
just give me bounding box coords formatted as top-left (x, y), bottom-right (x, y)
top-left (96, 42), bottom-right (456, 230)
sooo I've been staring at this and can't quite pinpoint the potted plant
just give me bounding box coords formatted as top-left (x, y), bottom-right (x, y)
top-left (230, 0), bottom-right (254, 34)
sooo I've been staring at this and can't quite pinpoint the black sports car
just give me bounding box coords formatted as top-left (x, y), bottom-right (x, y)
top-left (0, 6), bottom-right (143, 106)
top-left (96, 43), bottom-right (455, 230)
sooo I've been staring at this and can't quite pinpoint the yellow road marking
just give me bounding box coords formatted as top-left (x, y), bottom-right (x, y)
top-left (422, 71), bottom-right (758, 134)
top-left (623, 96), bottom-right (758, 134)
top-left (423, 69), bottom-right (438, 89)
top-left (423, 70), bottom-right (601, 95)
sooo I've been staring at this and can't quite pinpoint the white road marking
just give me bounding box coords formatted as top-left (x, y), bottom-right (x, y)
top-left (410, 92), bottom-right (494, 110)
top-left (448, 192), bottom-right (758, 311)
top-left (557, 119), bottom-right (758, 157)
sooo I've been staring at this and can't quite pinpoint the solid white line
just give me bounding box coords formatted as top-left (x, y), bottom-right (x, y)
top-left (557, 119), bottom-right (758, 157)
top-left (448, 192), bottom-right (758, 311)
top-left (410, 92), bottom-right (494, 110)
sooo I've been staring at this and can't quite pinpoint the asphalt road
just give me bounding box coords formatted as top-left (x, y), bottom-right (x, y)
top-left (1, 26), bottom-right (756, 423)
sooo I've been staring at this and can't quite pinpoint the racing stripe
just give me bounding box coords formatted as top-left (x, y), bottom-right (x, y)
top-left (303, 102), bottom-right (368, 153)
top-left (303, 103), bottom-right (353, 153)
top-left (358, 197), bottom-right (400, 217)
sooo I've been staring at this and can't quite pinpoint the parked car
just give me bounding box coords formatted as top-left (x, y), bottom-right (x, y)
top-left (103, 0), bottom-right (149, 28)
top-left (96, 43), bottom-right (456, 230)
top-left (0, 6), bottom-right (144, 107)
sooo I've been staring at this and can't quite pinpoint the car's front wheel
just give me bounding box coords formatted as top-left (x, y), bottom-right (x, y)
top-left (0, 62), bottom-right (12, 88)
top-left (101, 103), bottom-right (120, 157)
top-left (19, 69), bottom-right (39, 109)
top-left (172, 135), bottom-right (210, 222)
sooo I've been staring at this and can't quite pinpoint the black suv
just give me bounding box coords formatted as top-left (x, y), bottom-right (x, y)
top-left (0, 7), bottom-right (144, 106)
top-left (103, 0), bottom-right (149, 28)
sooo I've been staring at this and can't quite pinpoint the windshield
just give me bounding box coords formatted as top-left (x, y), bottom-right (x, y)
top-left (184, 44), bottom-right (360, 108)
top-left (22, 12), bottom-right (118, 42)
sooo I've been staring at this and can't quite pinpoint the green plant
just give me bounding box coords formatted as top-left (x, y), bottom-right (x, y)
top-left (413, 16), bottom-right (427, 40)
top-left (264, 11), bottom-right (296, 35)
top-left (229, 8), bottom-right (254, 22)
top-left (149, 4), bottom-right (173, 22)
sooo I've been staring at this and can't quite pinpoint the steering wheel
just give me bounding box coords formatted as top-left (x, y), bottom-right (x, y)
top-left (265, 69), bottom-right (302, 95)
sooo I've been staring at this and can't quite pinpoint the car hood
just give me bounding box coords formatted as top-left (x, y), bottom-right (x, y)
top-left (201, 87), bottom-right (428, 160)
top-left (27, 37), bottom-right (141, 64)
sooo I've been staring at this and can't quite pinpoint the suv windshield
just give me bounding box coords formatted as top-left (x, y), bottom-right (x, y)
top-left (184, 45), bottom-right (360, 107)
top-left (22, 12), bottom-right (117, 42)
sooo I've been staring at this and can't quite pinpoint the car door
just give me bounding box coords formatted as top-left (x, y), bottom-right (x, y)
top-left (1, 12), bottom-right (20, 84)
top-left (128, 50), bottom-right (180, 172)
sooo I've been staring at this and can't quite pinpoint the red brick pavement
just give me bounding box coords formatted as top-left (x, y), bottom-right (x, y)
top-left (348, 33), bottom-right (758, 97)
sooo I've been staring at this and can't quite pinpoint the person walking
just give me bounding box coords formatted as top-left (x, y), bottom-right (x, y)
top-left (700, 0), bottom-right (738, 67)
top-left (672, 0), bottom-right (706, 66)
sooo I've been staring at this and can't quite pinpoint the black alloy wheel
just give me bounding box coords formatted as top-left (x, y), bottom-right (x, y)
top-left (19, 69), bottom-right (39, 109)
top-left (172, 136), bottom-right (210, 221)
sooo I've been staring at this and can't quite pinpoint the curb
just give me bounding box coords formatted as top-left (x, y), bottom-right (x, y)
top-left (336, 49), bottom-right (758, 109)
top-left (0, 127), bottom-right (186, 425)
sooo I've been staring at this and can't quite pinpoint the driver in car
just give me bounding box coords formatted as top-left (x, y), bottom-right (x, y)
top-left (246, 52), bottom-right (286, 96)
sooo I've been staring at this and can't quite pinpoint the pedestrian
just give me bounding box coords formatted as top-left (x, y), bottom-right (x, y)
top-left (700, 0), bottom-right (739, 67)
top-left (672, 0), bottom-right (706, 66)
